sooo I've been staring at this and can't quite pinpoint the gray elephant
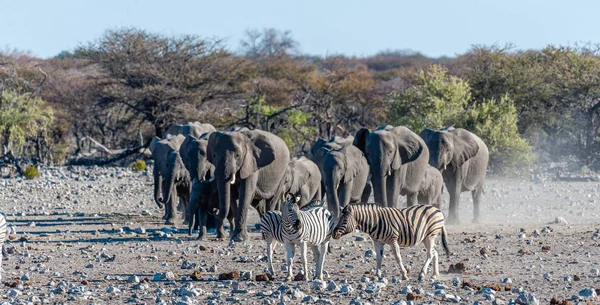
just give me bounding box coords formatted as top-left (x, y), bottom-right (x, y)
top-left (272, 157), bottom-right (322, 210)
top-left (322, 144), bottom-right (370, 220)
top-left (354, 125), bottom-right (429, 208)
top-left (417, 166), bottom-right (444, 208)
top-left (150, 134), bottom-right (189, 224)
top-left (164, 122), bottom-right (216, 139)
top-left (309, 135), bottom-right (356, 200)
top-left (419, 128), bottom-right (489, 224)
top-left (208, 129), bottom-right (290, 242)
top-left (180, 134), bottom-right (214, 182)
top-left (188, 178), bottom-right (235, 240)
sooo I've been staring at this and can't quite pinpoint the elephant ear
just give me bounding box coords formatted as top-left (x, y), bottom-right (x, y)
top-left (450, 128), bottom-right (479, 167)
top-left (419, 128), bottom-right (436, 146)
top-left (149, 136), bottom-right (161, 155)
top-left (240, 131), bottom-right (276, 179)
top-left (343, 147), bottom-right (361, 184)
top-left (310, 138), bottom-right (327, 157)
top-left (392, 126), bottom-right (424, 169)
top-left (353, 128), bottom-right (370, 154)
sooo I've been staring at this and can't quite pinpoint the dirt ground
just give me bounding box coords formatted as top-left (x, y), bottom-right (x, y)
top-left (1, 166), bottom-right (600, 304)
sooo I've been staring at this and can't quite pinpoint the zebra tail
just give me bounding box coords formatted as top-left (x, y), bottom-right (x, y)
top-left (441, 225), bottom-right (451, 257)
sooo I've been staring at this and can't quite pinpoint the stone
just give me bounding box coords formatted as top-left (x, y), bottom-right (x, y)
top-left (191, 271), bottom-right (202, 281)
top-left (218, 270), bottom-right (241, 280)
top-left (312, 279), bottom-right (327, 291)
top-left (340, 285), bottom-right (355, 293)
top-left (579, 288), bottom-right (597, 297)
top-left (516, 292), bottom-right (539, 305)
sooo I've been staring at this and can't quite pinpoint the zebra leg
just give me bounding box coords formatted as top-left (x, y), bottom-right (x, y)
top-left (472, 186), bottom-right (483, 224)
top-left (299, 242), bottom-right (309, 281)
top-left (432, 247), bottom-right (440, 279)
top-left (285, 243), bottom-right (295, 281)
top-left (419, 236), bottom-right (435, 281)
top-left (373, 241), bottom-right (385, 278)
top-left (391, 242), bottom-right (409, 280)
top-left (315, 242), bottom-right (328, 280)
top-left (267, 238), bottom-right (276, 276)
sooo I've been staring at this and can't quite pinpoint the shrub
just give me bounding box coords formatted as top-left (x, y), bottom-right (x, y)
top-left (130, 160), bottom-right (147, 172)
top-left (23, 165), bottom-right (40, 180)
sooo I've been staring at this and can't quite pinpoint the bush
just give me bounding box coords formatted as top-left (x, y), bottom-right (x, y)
top-left (462, 95), bottom-right (534, 173)
top-left (23, 165), bottom-right (40, 180)
top-left (130, 160), bottom-right (147, 172)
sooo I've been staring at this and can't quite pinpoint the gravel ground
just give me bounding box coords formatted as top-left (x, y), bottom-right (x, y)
top-left (1, 166), bottom-right (600, 304)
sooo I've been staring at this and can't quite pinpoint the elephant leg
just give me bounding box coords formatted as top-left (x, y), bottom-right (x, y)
top-left (472, 186), bottom-right (483, 224)
top-left (406, 192), bottom-right (418, 207)
top-left (446, 179), bottom-right (461, 225)
top-left (165, 192), bottom-right (178, 225)
top-left (232, 176), bottom-right (258, 242)
top-left (360, 182), bottom-right (372, 203)
top-left (197, 208), bottom-right (208, 240)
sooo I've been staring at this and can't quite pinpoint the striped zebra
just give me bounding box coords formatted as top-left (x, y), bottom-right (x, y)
top-left (281, 194), bottom-right (334, 281)
top-left (332, 204), bottom-right (450, 281)
top-left (0, 212), bottom-right (7, 282)
top-left (260, 200), bottom-right (326, 276)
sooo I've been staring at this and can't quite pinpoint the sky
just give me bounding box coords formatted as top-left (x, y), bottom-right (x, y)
top-left (2, 0), bottom-right (600, 59)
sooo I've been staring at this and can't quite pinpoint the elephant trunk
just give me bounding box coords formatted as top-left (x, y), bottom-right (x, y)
top-left (325, 171), bottom-right (341, 221)
top-left (153, 170), bottom-right (164, 209)
top-left (371, 170), bottom-right (387, 207)
top-left (216, 176), bottom-right (231, 222)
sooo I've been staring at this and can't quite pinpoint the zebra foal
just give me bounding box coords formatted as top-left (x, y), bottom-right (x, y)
top-left (277, 194), bottom-right (333, 281)
top-left (332, 204), bottom-right (450, 280)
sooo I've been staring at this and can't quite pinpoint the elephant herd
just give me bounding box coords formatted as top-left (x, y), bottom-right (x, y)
top-left (150, 122), bottom-right (490, 242)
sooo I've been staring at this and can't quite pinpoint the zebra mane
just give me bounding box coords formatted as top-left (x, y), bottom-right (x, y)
top-left (300, 200), bottom-right (325, 211)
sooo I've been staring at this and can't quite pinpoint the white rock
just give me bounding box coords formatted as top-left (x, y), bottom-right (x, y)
top-left (106, 286), bottom-right (121, 294)
top-left (8, 289), bottom-right (23, 297)
top-left (312, 279), bottom-right (327, 291)
top-left (554, 217), bottom-right (568, 225)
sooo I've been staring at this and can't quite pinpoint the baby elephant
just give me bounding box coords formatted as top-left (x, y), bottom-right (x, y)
top-left (417, 166), bottom-right (444, 208)
top-left (188, 178), bottom-right (234, 240)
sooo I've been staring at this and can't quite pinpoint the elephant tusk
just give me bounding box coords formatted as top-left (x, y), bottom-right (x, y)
top-left (443, 164), bottom-right (447, 171)
top-left (230, 174), bottom-right (236, 185)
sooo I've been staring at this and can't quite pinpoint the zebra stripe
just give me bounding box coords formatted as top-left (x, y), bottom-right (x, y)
top-left (259, 200), bottom-right (327, 276)
top-left (0, 212), bottom-right (7, 282)
top-left (332, 204), bottom-right (450, 280)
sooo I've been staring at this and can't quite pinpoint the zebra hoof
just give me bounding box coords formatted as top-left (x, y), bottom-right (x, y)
top-left (401, 274), bottom-right (409, 281)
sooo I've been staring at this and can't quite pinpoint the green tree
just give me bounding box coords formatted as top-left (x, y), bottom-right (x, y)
top-left (390, 64), bottom-right (533, 172)
top-left (390, 64), bottom-right (470, 131)
top-left (0, 92), bottom-right (54, 155)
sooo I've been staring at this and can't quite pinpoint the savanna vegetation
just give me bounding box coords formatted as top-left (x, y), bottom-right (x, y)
top-left (3, 28), bottom-right (600, 174)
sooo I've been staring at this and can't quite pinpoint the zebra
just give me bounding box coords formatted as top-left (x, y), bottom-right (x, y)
top-left (0, 212), bottom-right (7, 282)
top-left (260, 200), bottom-right (326, 276)
top-left (332, 203), bottom-right (450, 281)
top-left (280, 194), bottom-right (334, 281)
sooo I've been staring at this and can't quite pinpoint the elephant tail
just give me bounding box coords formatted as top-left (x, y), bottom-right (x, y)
top-left (441, 225), bottom-right (451, 258)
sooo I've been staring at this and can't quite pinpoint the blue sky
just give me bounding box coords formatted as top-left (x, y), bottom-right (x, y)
top-left (2, 0), bottom-right (599, 59)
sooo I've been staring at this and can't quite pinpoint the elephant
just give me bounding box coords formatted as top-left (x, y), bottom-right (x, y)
top-left (164, 122), bottom-right (216, 139)
top-left (150, 134), bottom-right (189, 224)
top-left (272, 157), bottom-right (322, 210)
top-left (208, 129), bottom-right (291, 242)
top-left (417, 166), bottom-right (444, 208)
top-left (308, 135), bottom-right (356, 200)
top-left (188, 178), bottom-right (235, 240)
top-left (354, 125), bottom-right (429, 208)
top-left (322, 144), bottom-right (370, 220)
top-left (180, 134), bottom-right (214, 183)
top-left (179, 133), bottom-right (223, 232)
top-left (419, 128), bottom-right (489, 224)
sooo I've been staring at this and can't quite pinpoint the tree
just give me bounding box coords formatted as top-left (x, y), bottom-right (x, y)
top-left (77, 27), bottom-right (249, 139)
top-left (0, 91), bottom-right (53, 155)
